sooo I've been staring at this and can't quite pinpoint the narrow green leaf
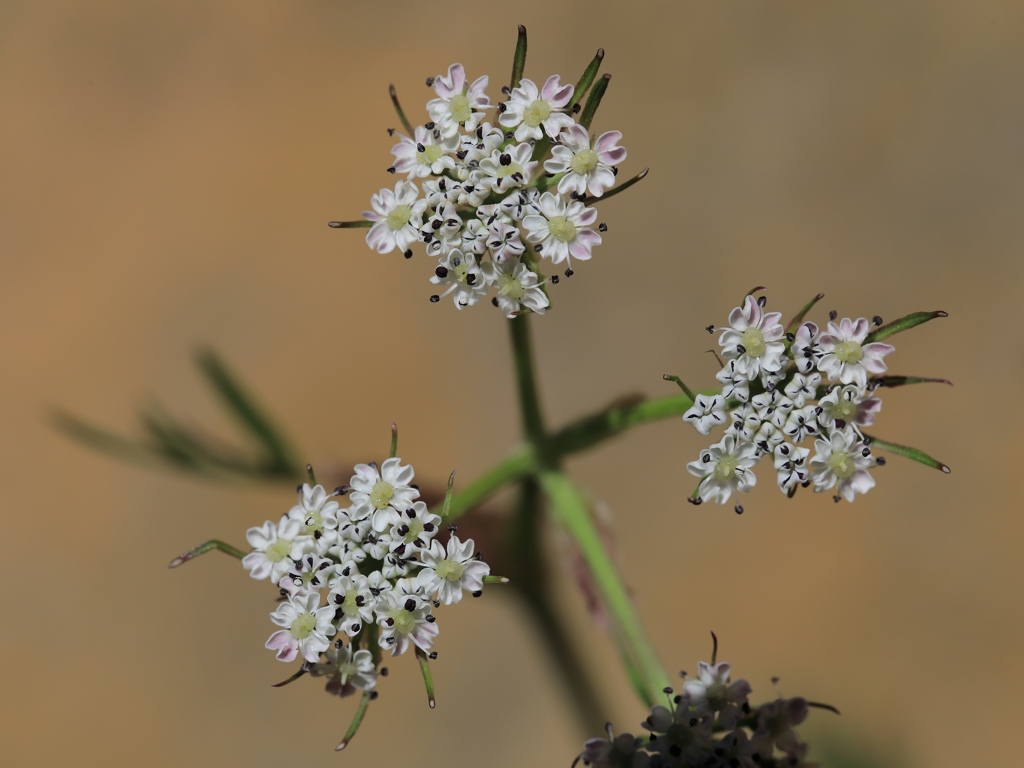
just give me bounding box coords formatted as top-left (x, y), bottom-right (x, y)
top-left (483, 574), bottom-right (510, 584)
top-left (52, 411), bottom-right (160, 468)
top-left (306, 464), bottom-right (317, 485)
top-left (388, 83), bottom-right (414, 136)
top-left (195, 349), bottom-right (297, 474)
top-left (335, 690), bottom-right (373, 751)
top-left (440, 470), bottom-right (456, 522)
top-left (871, 375), bottom-right (953, 388)
top-left (662, 374), bottom-right (695, 400)
top-left (786, 293), bottom-right (825, 334)
top-left (572, 48), bottom-right (605, 112)
top-left (327, 220), bottom-right (371, 229)
top-left (863, 434), bottom-right (950, 473)
top-left (865, 311), bottom-right (947, 343)
top-left (578, 74), bottom-right (610, 130)
top-left (389, 422), bottom-right (399, 459)
top-left (271, 663), bottom-right (310, 688)
top-left (510, 25), bottom-right (528, 89)
top-left (745, 286), bottom-right (766, 298)
top-left (415, 648), bottom-right (436, 709)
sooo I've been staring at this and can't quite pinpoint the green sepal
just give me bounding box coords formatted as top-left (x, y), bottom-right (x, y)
top-left (168, 539), bottom-right (246, 568)
top-left (483, 574), bottom-right (510, 584)
top-left (306, 464), bottom-right (317, 486)
top-left (327, 220), bottom-right (371, 229)
top-left (388, 83), bottom-right (414, 136)
top-left (865, 311), bottom-right (947, 343)
top-left (578, 74), bottom-right (610, 130)
top-left (510, 25), bottom-right (528, 89)
top-left (596, 167), bottom-right (648, 203)
top-left (662, 374), bottom-right (696, 400)
top-left (389, 422), bottom-right (399, 459)
top-left (744, 286), bottom-right (766, 298)
top-left (786, 293), bottom-right (825, 335)
top-left (572, 48), bottom-right (605, 112)
top-left (271, 663), bottom-right (310, 688)
top-left (863, 434), bottom-right (950, 473)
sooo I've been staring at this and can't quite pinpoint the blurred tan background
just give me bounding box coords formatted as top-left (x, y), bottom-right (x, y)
top-left (2, 1), bottom-right (1021, 765)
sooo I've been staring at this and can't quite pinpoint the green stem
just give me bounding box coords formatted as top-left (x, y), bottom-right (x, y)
top-left (539, 471), bottom-right (671, 707)
top-left (507, 314), bottom-right (550, 463)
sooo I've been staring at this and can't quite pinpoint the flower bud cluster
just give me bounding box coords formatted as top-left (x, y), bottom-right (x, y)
top-left (576, 661), bottom-right (817, 768)
top-left (241, 458), bottom-right (490, 697)
top-left (685, 294), bottom-right (897, 505)
top-left (362, 63), bottom-right (629, 315)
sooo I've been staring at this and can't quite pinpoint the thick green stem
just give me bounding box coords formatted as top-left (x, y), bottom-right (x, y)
top-left (507, 314), bottom-right (551, 464)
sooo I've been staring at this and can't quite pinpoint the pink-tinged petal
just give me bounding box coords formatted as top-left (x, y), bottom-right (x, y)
top-left (266, 631), bottom-right (298, 662)
top-left (365, 223), bottom-right (391, 253)
top-left (575, 205), bottom-right (599, 226)
top-left (513, 78), bottom-right (539, 101)
top-left (540, 74), bottom-right (574, 106)
top-left (587, 167), bottom-right (616, 196)
top-left (241, 552), bottom-right (269, 579)
top-left (594, 130), bottom-right (623, 155)
top-left (850, 317), bottom-right (870, 341)
top-left (537, 193), bottom-right (565, 218)
top-left (434, 63), bottom-right (465, 99)
top-left (467, 74), bottom-right (489, 101)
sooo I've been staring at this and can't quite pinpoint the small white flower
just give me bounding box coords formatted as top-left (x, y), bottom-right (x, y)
top-left (429, 248), bottom-right (489, 309)
top-left (417, 534), bottom-right (490, 605)
top-left (348, 457), bottom-right (419, 527)
top-left (781, 404), bottom-right (820, 443)
top-left (265, 592), bottom-right (337, 663)
top-left (375, 578), bottom-right (439, 656)
top-left (426, 64), bottom-right (491, 139)
top-left (387, 501), bottom-right (441, 558)
top-left (817, 317), bottom-right (894, 388)
top-left (682, 661), bottom-right (752, 730)
top-left (809, 429), bottom-right (876, 501)
top-left (715, 359), bottom-right (750, 403)
top-left (481, 258), bottom-right (549, 317)
top-left (783, 371), bottom-right (822, 408)
top-left (390, 125), bottom-right (459, 178)
top-left (286, 483), bottom-right (340, 541)
top-left (498, 75), bottom-right (575, 142)
top-left (458, 121), bottom-right (507, 168)
top-left (476, 143), bottom-right (538, 194)
top-left (310, 644), bottom-right (378, 697)
top-left (817, 385), bottom-right (883, 434)
top-left (544, 125), bottom-right (627, 198)
top-left (279, 554), bottom-right (335, 597)
top-left (241, 517), bottom-right (309, 582)
top-left (718, 296), bottom-right (786, 381)
top-left (686, 435), bottom-right (759, 504)
top-left (421, 200), bottom-right (464, 257)
top-left (791, 321), bottom-right (821, 374)
top-left (498, 188), bottom-right (540, 221)
top-left (326, 572), bottom-right (379, 638)
top-left (482, 218), bottom-right (526, 263)
top-left (774, 442), bottom-right (811, 493)
top-left (521, 192), bottom-right (601, 266)
top-left (682, 394), bottom-right (728, 435)
top-left (363, 180), bottom-right (428, 254)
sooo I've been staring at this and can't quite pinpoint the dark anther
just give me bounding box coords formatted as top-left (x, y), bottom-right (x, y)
top-left (862, 448), bottom-right (871, 457)
top-left (702, 454), bottom-right (711, 463)
top-left (786, 332), bottom-right (795, 342)
top-left (565, 268), bottom-right (574, 277)
top-left (688, 497), bottom-right (703, 505)
top-left (455, 150), bottom-right (468, 160)
top-left (862, 436), bottom-right (873, 445)
top-left (491, 296), bottom-right (499, 307)
top-left (431, 219), bottom-right (442, 230)
top-left (663, 686), bottom-right (674, 694)
top-left (335, 639), bottom-right (343, 649)
top-left (834, 418), bottom-right (846, 429)
top-left (612, 166), bottom-right (619, 175)
top-left (736, 344), bottom-right (746, 354)
top-left (334, 607), bottom-right (344, 621)
top-left (734, 504), bottom-right (744, 515)
top-left (544, 172), bottom-right (555, 178)
top-left (873, 315), bottom-right (883, 326)
top-left (432, 599), bottom-right (440, 608)
top-left (472, 590), bottom-right (482, 597)
top-left (426, 614), bottom-right (436, 623)
top-left (369, 691), bottom-right (379, 700)
top-left (403, 249), bottom-right (413, 260)
top-left (425, 77), bottom-right (434, 86)
top-left (534, 244), bottom-right (543, 252)
top-left (404, 598), bottom-right (416, 612)
top-left (551, 274), bottom-right (560, 284)
top-left (572, 103), bottom-right (581, 114)
top-left (466, 273), bottom-right (477, 285)
top-left (497, 102), bottom-right (507, 113)
top-left (829, 310), bottom-right (837, 321)
top-left (387, 127), bottom-right (396, 136)
top-left (876, 457), bottom-right (886, 466)
top-left (429, 295), bottom-right (440, 303)
top-left (386, 166), bottom-right (396, 174)
top-left (706, 324), bottom-right (715, 333)
top-left (833, 495), bottom-right (841, 503)
top-left (428, 651), bottom-right (438, 659)
top-left (424, 121), bottom-right (435, 130)
top-left (598, 222), bottom-right (608, 232)
top-left (501, 85), bottom-right (510, 95)
top-left (416, 143), bottom-right (425, 153)
top-left (756, 296), bottom-right (767, 307)
top-left (499, 153), bottom-right (512, 166)
top-left (801, 480), bottom-right (811, 488)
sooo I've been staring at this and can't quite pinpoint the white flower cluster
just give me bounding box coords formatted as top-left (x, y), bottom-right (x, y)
top-left (685, 295), bottom-right (895, 505)
top-left (240, 458), bottom-right (490, 696)
top-left (363, 63), bottom-right (628, 316)
top-left (575, 660), bottom-right (817, 768)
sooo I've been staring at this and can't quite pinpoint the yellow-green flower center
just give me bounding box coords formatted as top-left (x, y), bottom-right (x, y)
top-left (496, 161), bottom-right (523, 179)
top-left (569, 148), bottom-right (599, 175)
top-left (389, 608), bottom-right (416, 635)
top-left (523, 99), bottom-right (552, 127)
top-left (740, 327), bottom-right (767, 357)
top-left (835, 340), bottom-right (864, 364)
top-left (289, 612), bottom-right (317, 640)
top-left (386, 204), bottom-right (412, 231)
top-left (337, 659), bottom-right (359, 684)
top-left (449, 93), bottom-right (471, 123)
top-left (369, 480), bottom-right (395, 509)
top-left (436, 559), bottom-right (465, 582)
top-left (714, 455), bottom-right (740, 482)
top-left (417, 144), bottom-right (444, 166)
top-left (832, 399), bottom-right (857, 422)
top-left (401, 519), bottom-right (426, 544)
top-left (266, 538), bottom-right (292, 563)
top-left (547, 215), bottom-right (576, 242)
top-left (827, 452), bottom-right (856, 479)
top-left (341, 589), bottom-right (360, 617)
top-left (497, 273), bottom-right (525, 300)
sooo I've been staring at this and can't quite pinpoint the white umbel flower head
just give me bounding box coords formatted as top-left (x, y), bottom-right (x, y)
top-left (809, 429), bottom-right (876, 502)
top-left (544, 125), bottom-right (627, 198)
top-left (682, 393), bottom-right (728, 435)
top-left (426, 63), bottom-right (491, 139)
top-left (417, 534), bottom-right (490, 605)
top-left (498, 75), bottom-right (575, 142)
top-left (310, 644), bottom-right (378, 697)
top-left (265, 591), bottom-right (337, 663)
top-left (817, 317), bottom-right (894, 388)
top-left (363, 180), bottom-right (427, 254)
top-left (718, 296), bottom-right (786, 381)
top-left (482, 258), bottom-right (549, 317)
top-left (521, 192), bottom-right (601, 266)
top-left (686, 435), bottom-right (759, 504)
